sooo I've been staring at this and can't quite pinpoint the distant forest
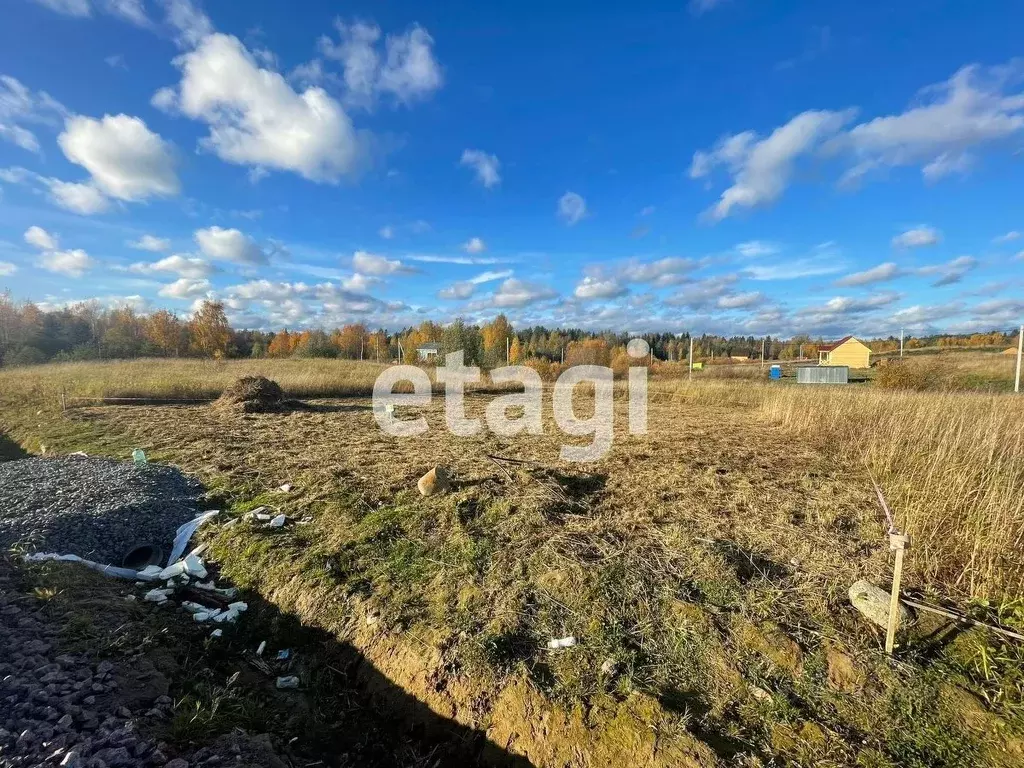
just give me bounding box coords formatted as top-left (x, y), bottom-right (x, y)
top-left (0, 292), bottom-right (1018, 369)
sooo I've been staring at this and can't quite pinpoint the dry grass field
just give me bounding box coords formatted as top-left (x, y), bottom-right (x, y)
top-left (2, 354), bottom-right (1024, 767)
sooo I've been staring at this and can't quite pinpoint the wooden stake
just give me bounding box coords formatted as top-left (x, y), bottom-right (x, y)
top-left (886, 532), bottom-right (911, 654)
top-left (1015, 323), bottom-right (1022, 394)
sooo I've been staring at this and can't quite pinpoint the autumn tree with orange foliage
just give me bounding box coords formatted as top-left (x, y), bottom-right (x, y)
top-left (267, 330), bottom-right (293, 358)
top-left (188, 301), bottom-right (230, 358)
top-left (145, 310), bottom-right (185, 357)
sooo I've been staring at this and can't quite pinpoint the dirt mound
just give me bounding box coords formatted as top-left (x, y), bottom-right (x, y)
top-left (215, 376), bottom-right (285, 413)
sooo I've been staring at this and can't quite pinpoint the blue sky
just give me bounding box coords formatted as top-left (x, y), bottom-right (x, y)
top-left (1, 0), bottom-right (1022, 338)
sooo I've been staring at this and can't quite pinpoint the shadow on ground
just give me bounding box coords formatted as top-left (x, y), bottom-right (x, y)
top-left (0, 431), bottom-right (29, 461)
top-left (4, 555), bottom-right (534, 767)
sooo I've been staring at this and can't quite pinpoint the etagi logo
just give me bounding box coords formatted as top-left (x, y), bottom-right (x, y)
top-left (372, 338), bottom-right (651, 462)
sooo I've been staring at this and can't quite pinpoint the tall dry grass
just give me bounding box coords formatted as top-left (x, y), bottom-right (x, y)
top-left (760, 386), bottom-right (1024, 602)
top-left (0, 358), bottom-right (414, 403)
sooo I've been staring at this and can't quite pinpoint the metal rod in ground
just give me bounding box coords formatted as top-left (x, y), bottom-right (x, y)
top-left (899, 597), bottom-right (1024, 642)
top-left (886, 533), bottom-right (910, 654)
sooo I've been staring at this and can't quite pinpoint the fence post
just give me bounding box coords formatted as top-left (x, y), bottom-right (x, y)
top-left (1015, 324), bottom-right (1023, 394)
top-left (60, 387), bottom-right (67, 413)
top-left (886, 533), bottom-right (911, 654)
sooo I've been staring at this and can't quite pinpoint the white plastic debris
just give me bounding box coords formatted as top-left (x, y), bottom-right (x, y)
top-left (159, 561), bottom-right (186, 580)
top-left (256, 641), bottom-right (267, 656)
top-left (181, 601), bottom-right (208, 614)
top-left (70, 451), bottom-right (88, 458)
top-left (278, 484), bottom-right (292, 493)
top-left (244, 509), bottom-right (272, 522)
top-left (144, 588), bottom-right (172, 603)
top-left (546, 636), bottom-right (577, 650)
top-left (132, 449), bottom-right (147, 465)
top-left (194, 610), bottom-right (218, 623)
top-left (183, 554), bottom-right (208, 579)
top-left (227, 601), bottom-right (248, 613)
top-left (267, 514), bottom-right (286, 529)
top-left (21, 510), bottom-right (220, 583)
top-left (276, 649), bottom-right (290, 661)
top-left (213, 608), bottom-right (241, 623)
top-left (276, 676), bottom-right (300, 689)
top-left (210, 629), bottom-right (223, 638)
top-left (166, 511), bottom-right (220, 565)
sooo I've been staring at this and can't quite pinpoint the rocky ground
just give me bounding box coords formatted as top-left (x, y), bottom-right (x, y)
top-left (0, 556), bottom-right (289, 768)
top-left (0, 456), bottom-right (205, 566)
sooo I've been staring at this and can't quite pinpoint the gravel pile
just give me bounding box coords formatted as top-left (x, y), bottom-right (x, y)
top-left (0, 457), bottom-right (204, 566)
top-left (0, 562), bottom-right (254, 768)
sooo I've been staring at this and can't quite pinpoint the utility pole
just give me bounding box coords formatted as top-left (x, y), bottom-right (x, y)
top-left (506, 337), bottom-right (510, 365)
top-left (900, 327), bottom-right (904, 358)
top-left (799, 343), bottom-right (803, 360)
top-left (761, 338), bottom-right (765, 369)
top-left (360, 338), bottom-right (364, 361)
top-left (688, 336), bottom-right (694, 381)
top-left (1015, 324), bottom-right (1023, 394)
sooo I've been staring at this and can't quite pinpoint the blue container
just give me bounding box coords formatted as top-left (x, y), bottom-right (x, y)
top-left (769, 365), bottom-right (782, 380)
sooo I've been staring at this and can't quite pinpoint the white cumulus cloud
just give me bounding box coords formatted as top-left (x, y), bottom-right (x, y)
top-left (58, 114), bottom-right (179, 201)
top-left (0, 75), bottom-right (67, 153)
top-left (0, 261), bottom-right (16, 277)
top-left (557, 191), bottom-right (587, 225)
top-left (194, 226), bottom-right (267, 266)
top-left (129, 254), bottom-right (214, 279)
top-left (690, 109), bottom-right (854, 221)
top-left (462, 237), bottom-right (486, 254)
top-left (39, 249), bottom-right (94, 277)
top-left (24, 225), bottom-right (58, 251)
top-left (574, 275), bottom-right (627, 300)
top-left (835, 262), bottom-right (903, 287)
top-left (892, 225), bottom-right (941, 248)
top-left (160, 33), bottom-right (362, 183)
top-left (44, 178), bottom-right (111, 214)
top-left (159, 277), bottom-right (211, 299)
top-left (129, 234), bottom-right (171, 251)
top-left (491, 278), bottom-right (557, 308)
top-left (351, 250), bottom-right (413, 275)
top-left (460, 149), bottom-right (501, 188)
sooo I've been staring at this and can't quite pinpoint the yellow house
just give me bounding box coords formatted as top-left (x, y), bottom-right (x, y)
top-left (818, 336), bottom-right (871, 368)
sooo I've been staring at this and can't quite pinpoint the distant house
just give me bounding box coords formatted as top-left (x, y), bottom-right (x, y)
top-left (818, 336), bottom-right (871, 368)
top-left (417, 342), bottom-right (442, 361)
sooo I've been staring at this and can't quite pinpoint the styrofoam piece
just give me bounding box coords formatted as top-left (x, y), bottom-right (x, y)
top-left (546, 636), bottom-right (577, 650)
top-left (183, 554), bottom-right (208, 579)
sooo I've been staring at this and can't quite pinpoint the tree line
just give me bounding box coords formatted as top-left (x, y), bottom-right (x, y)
top-left (0, 292), bottom-right (1018, 369)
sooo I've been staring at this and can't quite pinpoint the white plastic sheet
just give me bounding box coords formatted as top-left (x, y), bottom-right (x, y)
top-left (166, 510), bottom-right (220, 565)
